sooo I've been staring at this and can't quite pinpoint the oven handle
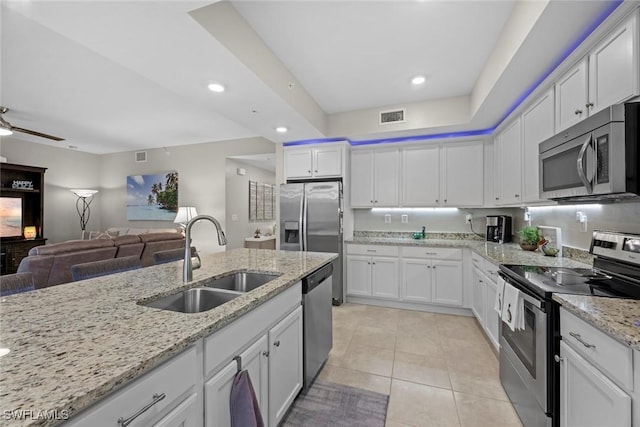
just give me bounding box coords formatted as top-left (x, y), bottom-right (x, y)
top-left (576, 134), bottom-right (593, 195)
top-left (499, 273), bottom-right (545, 311)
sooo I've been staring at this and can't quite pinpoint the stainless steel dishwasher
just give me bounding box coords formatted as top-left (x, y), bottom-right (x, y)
top-left (302, 262), bottom-right (333, 390)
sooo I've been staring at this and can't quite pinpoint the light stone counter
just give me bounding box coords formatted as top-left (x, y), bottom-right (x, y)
top-left (553, 294), bottom-right (640, 351)
top-left (0, 248), bottom-right (336, 426)
top-left (346, 235), bottom-right (591, 268)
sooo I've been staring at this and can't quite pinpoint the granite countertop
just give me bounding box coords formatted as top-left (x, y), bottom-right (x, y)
top-left (553, 294), bottom-right (640, 351)
top-left (0, 248), bottom-right (336, 426)
top-left (346, 235), bottom-right (591, 268)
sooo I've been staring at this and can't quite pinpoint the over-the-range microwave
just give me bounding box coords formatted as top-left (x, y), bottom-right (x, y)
top-left (539, 102), bottom-right (639, 202)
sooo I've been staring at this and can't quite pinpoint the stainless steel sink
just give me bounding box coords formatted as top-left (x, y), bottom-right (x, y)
top-left (203, 271), bottom-right (281, 293)
top-left (141, 287), bottom-right (241, 313)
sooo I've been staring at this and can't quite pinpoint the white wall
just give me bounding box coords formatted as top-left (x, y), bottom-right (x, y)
top-left (0, 137), bottom-right (102, 242)
top-left (225, 159), bottom-right (275, 249)
top-left (99, 137), bottom-right (274, 254)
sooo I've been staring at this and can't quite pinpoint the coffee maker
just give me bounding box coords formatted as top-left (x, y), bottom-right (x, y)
top-left (486, 215), bottom-right (512, 243)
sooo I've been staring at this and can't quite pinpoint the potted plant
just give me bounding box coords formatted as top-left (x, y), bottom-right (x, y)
top-left (518, 226), bottom-right (540, 251)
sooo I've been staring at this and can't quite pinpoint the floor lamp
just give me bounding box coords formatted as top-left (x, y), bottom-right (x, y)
top-left (70, 189), bottom-right (98, 237)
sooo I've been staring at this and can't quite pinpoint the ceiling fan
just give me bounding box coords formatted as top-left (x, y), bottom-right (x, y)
top-left (0, 106), bottom-right (65, 141)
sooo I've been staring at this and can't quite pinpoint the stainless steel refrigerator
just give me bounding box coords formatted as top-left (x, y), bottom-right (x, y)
top-left (280, 181), bottom-right (343, 305)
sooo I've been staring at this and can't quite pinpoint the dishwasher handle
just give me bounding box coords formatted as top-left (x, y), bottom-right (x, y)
top-left (302, 262), bottom-right (333, 294)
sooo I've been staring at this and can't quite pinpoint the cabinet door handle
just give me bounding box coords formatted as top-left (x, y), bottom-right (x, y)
top-left (554, 355), bottom-right (564, 363)
top-left (574, 109), bottom-right (583, 115)
top-left (372, 261), bottom-right (376, 265)
top-left (479, 279), bottom-right (483, 283)
top-left (315, 170), bottom-right (318, 173)
top-left (370, 200), bottom-right (373, 204)
top-left (435, 199), bottom-right (438, 203)
top-left (118, 393), bottom-right (166, 426)
top-left (586, 102), bottom-right (594, 108)
top-left (427, 265), bottom-right (431, 269)
top-left (444, 199), bottom-right (447, 203)
top-left (374, 200), bottom-right (378, 203)
top-left (568, 332), bottom-right (596, 348)
top-left (274, 340), bottom-right (281, 347)
top-left (433, 266), bottom-right (436, 269)
top-left (262, 351), bottom-right (269, 357)
top-left (495, 197), bottom-right (500, 201)
top-left (515, 194), bottom-right (520, 198)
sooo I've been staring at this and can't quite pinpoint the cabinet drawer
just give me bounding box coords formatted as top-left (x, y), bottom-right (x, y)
top-left (402, 247), bottom-right (462, 260)
top-left (346, 244), bottom-right (399, 257)
top-left (561, 307), bottom-right (632, 391)
top-left (67, 346), bottom-right (197, 426)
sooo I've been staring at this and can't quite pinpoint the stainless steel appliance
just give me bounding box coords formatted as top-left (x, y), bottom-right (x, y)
top-left (302, 263), bottom-right (333, 390)
top-left (280, 181), bottom-right (343, 304)
top-left (499, 230), bottom-right (640, 427)
top-left (539, 102), bottom-right (640, 202)
top-left (486, 215), bottom-right (512, 243)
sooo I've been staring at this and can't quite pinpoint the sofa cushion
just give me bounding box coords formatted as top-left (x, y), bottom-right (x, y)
top-left (29, 239), bottom-right (115, 256)
top-left (113, 235), bottom-right (144, 259)
top-left (139, 232), bottom-right (184, 243)
top-left (112, 235), bottom-right (142, 245)
top-left (47, 247), bottom-right (118, 287)
top-left (139, 233), bottom-right (185, 267)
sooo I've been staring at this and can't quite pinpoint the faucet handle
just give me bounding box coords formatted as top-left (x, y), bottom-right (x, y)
top-left (191, 251), bottom-right (201, 270)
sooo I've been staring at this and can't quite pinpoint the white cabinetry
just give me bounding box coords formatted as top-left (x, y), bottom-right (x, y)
top-left (284, 144), bottom-right (344, 180)
top-left (556, 11), bottom-right (639, 131)
top-left (351, 149), bottom-right (399, 207)
top-left (441, 141), bottom-right (484, 207)
top-left (67, 347), bottom-right (199, 427)
top-left (402, 145), bottom-right (440, 206)
top-left (204, 283), bottom-right (303, 427)
top-left (400, 247), bottom-right (463, 307)
top-left (470, 253), bottom-right (500, 350)
top-left (346, 245), bottom-right (399, 299)
top-left (268, 306), bottom-right (303, 427)
top-left (522, 90), bottom-right (554, 203)
top-left (559, 307), bottom-right (633, 427)
top-left (494, 119), bottom-right (522, 205)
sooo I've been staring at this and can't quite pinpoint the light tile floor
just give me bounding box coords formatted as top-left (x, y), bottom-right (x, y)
top-left (317, 303), bottom-right (523, 427)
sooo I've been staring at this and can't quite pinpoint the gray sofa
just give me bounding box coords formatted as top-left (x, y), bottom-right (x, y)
top-left (17, 232), bottom-right (184, 289)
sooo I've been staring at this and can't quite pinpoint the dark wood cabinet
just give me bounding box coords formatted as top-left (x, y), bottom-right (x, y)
top-left (1, 163), bottom-right (47, 274)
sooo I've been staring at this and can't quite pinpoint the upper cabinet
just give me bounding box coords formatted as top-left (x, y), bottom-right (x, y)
top-left (284, 143), bottom-right (345, 180)
top-left (494, 120), bottom-right (523, 205)
top-left (350, 148), bottom-right (399, 207)
top-left (441, 141), bottom-right (484, 207)
top-left (522, 89), bottom-right (554, 203)
top-left (556, 11), bottom-right (639, 131)
top-left (402, 145), bottom-right (440, 206)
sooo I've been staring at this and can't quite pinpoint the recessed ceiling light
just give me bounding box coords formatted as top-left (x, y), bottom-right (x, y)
top-left (276, 126), bottom-right (288, 133)
top-left (411, 75), bottom-right (426, 85)
top-left (208, 83), bottom-right (225, 93)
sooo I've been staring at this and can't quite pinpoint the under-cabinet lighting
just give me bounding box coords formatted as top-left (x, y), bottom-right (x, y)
top-left (526, 204), bottom-right (602, 212)
top-left (371, 208), bottom-right (458, 213)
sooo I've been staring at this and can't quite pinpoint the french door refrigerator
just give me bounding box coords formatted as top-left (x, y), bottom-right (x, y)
top-left (280, 181), bottom-right (343, 305)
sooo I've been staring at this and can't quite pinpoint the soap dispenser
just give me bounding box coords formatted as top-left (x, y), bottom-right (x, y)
top-left (422, 226), bottom-right (426, 238)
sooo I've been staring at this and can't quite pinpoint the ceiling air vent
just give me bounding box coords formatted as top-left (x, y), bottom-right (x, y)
top-left (135, 151), bottom-right (147, 162)
top-left (379, 108), bottom-right (406, 125)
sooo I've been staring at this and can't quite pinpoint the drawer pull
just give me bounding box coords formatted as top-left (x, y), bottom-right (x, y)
top-left (425, 252), bottom-right (437, 255)
top-left (366, 250), bottom-right (377, 253)
top-left (118, 393), bottom-right (166, 426)
top-left (569, 332), bottom-right (596, 349)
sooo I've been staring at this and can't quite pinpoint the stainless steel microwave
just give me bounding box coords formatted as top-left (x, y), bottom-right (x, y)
top-left (539, 102), bottom-right (639, 202)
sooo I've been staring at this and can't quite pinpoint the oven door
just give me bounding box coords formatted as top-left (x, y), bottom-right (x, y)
top-left (500, 286), bottom-right (548, 413)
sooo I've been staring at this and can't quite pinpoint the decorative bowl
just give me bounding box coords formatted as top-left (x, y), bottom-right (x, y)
top-left (541, 244), bottom-right (559, 257)
top-left (519, 242), bottom-right (539, 251)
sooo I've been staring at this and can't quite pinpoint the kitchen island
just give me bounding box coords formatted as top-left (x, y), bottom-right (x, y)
top-left (0, 248), bottom-right (337, 426)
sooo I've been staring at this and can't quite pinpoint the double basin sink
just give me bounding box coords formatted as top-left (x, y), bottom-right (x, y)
top-left (142, 272), bottom-right (281, 314)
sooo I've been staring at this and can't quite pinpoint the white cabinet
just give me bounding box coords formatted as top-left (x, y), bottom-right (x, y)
top-left (470, 254), bottom-right (499, 351)
top-left (559, 341), bottom-right (631, 427)
top-left (351, 149), bottom-right (399, 207)
top-left (346, 245), bottom-right (400, 299)
top-left (268, 306), bottom-right (303, 427)
top-left (402, 145), bottom-right (440, 206)
top-left (556, 11), bottom-right (639, 131)
top-left (154, 393), bottom-right (199, 427)
top-left (494, 119), bottom-right (522, 205)
top-left (471, 268), bottom-right (485, 321)
top-left (442, 141), bottom-right (484, 207)
top-left (346, 255), bottom-right (399, 299)
top-left (400, 247), bottom-right (463, 307)
top-left (284, 144), bottom-right (344, 180)
top-left (483, 277), bottom-right (500, 349)
top-left (522, 90), bottom-right (554, 203)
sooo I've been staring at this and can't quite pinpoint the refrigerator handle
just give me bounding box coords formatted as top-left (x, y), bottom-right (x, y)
top-left (302, 189), bottom-right (308, 251)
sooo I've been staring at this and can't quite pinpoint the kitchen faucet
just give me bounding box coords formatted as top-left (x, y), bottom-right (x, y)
top-left (183, 215), bottom-right (227, 282)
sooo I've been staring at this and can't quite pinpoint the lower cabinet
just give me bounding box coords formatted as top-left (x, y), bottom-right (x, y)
top-left (483, 277), bottom-right (500, 348)
top-left (155, 393), bottom-right (200, 427)
top-left (559, 341), bottom-right (631, 427)
top-left (402, 258), bottom-right (464, 306)
top-left (471, 258), bottom-right (500, 351)
top-left (346, 255), bottom-right (399, 299)
top-left (471, 268), bottom-right (485, 320)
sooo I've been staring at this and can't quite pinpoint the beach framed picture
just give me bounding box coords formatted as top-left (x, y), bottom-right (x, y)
top-left (127, 171), bottom-right (178, 221)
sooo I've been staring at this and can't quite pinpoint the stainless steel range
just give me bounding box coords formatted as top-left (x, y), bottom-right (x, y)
top-left (498, 230), bottom-right (640, 427)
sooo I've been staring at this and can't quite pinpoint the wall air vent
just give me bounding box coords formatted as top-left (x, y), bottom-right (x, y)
top-left (135, 151), bottom-right (147, 162)
top-left (379, 109), bottom-right (406, 125)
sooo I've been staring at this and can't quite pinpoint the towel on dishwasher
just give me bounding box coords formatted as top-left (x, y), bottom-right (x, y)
top-left (501, 282), bottom-right (525, 331)
top-left (494, 276), bottom-right (506, 316)
top-left (230, 370), bottom-right (264, 427)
